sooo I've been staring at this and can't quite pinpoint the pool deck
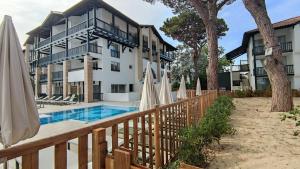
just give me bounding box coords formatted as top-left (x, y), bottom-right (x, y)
top-left (0, 101), bottom-right (139, 152)
top-left (38, 100), bottom-right (139, 114)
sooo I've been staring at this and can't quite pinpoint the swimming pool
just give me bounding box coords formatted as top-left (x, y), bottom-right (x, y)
top-left (39, 105), bottom-right (137, 125)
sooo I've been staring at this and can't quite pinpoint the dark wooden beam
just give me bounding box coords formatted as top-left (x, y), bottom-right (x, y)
top-left (112, 14), bottom-right (115, 27)
top-left (65, 17), bottom-right (69, 58)
top-left (87, 9), bottom-right (90, 51)
top-left (126, 23), bottom-right (129, 40)
top-left (107, 40), bottom-right (112, 49)
top-left (122, 45), bottom-right (127, 53)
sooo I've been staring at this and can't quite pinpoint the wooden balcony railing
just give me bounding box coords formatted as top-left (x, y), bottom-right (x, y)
top-left (0, 90), bottom-right (218, 169)
top-left (253, 42), bottom-right (293, 55)
top-left (38, 43), bottom-right (102, 66)
top-left (255, 65), bottom-right (294, 76)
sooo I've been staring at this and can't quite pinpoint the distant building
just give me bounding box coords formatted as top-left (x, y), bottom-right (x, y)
top-left (226, 16), bottom-right (300, 91)
top-left (24, 0), bottom-right (176, 102)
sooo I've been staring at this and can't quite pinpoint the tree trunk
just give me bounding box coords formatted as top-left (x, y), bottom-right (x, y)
top-left (193, 48), bottom-right (200, 86)
top-left (189, 0), bottom-right (219, 90)
top-left (243, 0), bottom-right (293, 112)
top-left (206, 21), bottom-right (219, 90)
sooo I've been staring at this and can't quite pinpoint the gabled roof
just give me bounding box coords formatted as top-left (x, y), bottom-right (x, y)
top-left (225, 16), bottom-right (300, 60)
top-left (27, 11), bottom-right (64, 38)
top-left (63, 0), bottom-right (139, 27)
top-left (141, 25), bottom-right (177, 51)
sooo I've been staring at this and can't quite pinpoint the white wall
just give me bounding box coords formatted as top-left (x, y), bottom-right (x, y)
top-left (292, 23), bottom-right (300, 90)
top-left (92, 38), bottom-right (137, 93)
top-left (103, 92), bottom-right (139, 102)
top-left (68, 69), bottom-right (84, 82)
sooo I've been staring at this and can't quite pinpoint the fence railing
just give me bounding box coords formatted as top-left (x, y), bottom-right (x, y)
top-left (253, 41), bottom-right (293, 55)
top-left (255, 65), bottom-right (294, 76)
top-left (0, 90), bottom-right (218, 169)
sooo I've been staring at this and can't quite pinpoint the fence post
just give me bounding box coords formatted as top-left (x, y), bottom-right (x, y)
top-left (93, 128), bottom-right (107, 169)
top-left (114, 149), bottom-right (131, 169)
top-left (22, 151), bottom-right (39, 169)
top-left (154, 106), bottom-right (161, 168)
top-left (186, 99), bottom-right (191, 125)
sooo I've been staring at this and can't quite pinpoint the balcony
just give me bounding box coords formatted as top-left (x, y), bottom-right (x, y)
top-left (255, 65), bottom-right (294, 76)
top-left (232, 64), bottom-right (249, 72)
top-left (52, 71), bottom-right (63, 81)
top-left (38, 43), bottom-right (102, 66)
top-left (37, 17), bottom-right (138, 49)
top-left (253, 42), bottom-right (293, 55)
top-left (160, 52), bottom-right (174, 62)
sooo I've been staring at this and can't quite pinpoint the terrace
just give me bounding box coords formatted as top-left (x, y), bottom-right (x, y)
top-left (253, 41), bottom-right (293, 55)
top-left (38, 44), bottom-right (102, 67)
top-left (0, 91), bottom-right (218, 169)
top-left (36, 16), bottom-right (138, 52)
top-left (255, 65), bottom-right (294, 76)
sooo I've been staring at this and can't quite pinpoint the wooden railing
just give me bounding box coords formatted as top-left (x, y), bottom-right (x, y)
top-left (0, 90), bottom-right (218, 169)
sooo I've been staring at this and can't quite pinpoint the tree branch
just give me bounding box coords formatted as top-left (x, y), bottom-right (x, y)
top-left (217, 0), bottom-right (231, 11)
top-left (188, 0), bottom-right (209, 23)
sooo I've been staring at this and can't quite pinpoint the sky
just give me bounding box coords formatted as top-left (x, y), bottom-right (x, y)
top-left (1, 0), bottom-right (300, 61)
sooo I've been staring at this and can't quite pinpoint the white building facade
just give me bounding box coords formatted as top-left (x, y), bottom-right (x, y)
top-left (24, 0), bottom-right (175, 102)
top-left (226, 16), bottom-right (300, 91)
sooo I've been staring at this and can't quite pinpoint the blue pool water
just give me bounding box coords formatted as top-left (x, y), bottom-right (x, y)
top-left (40, 105), bottom-right (137, 125)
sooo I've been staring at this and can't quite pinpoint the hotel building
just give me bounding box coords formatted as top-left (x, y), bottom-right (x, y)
top-left (24, 0), bottom-right (176, 102)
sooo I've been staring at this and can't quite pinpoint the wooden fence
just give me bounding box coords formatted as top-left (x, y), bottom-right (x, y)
top-left (0, 90), bottom-right (218, 169)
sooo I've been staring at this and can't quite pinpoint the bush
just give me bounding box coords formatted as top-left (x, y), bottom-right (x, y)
top-left (178, 96), bottom-right (235, 167)
top-left (172, 82), bottom-right (180, 91)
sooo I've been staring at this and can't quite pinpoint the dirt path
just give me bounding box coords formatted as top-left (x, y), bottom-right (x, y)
top-left (209, 97), bottom-right (300, 169)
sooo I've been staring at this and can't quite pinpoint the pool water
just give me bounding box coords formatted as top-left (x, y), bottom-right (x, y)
top-left (40, 105), bottom-right (137, 125)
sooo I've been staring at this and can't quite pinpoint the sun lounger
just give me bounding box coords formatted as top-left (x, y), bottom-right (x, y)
top-left (54, 96), bottom-right (63, 101)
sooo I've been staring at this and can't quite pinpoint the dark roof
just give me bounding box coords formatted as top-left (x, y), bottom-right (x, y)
top-left (24, 36), bottom-right (34, 45)
top-left (225, 16), bottom-right (300, 60)
top-left (141, 25), bottom-right (177, 51)
top-left (63, 0), bottom-right (139, 27)
top-left (27, 11), bottom-right (64, 38)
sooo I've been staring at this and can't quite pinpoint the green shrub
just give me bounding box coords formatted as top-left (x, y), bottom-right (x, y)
top-left (163, 160), bottom-right (180, 169)
top-left (178, 96), bottom-right (235, 167)
top-left (235, 90), bottom-right (246, 98)
top-left (172, 82), bottom-right (180, 91)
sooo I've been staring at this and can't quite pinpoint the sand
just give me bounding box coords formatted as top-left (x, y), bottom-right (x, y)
top-left (209, 97), bottom-right (300, 169)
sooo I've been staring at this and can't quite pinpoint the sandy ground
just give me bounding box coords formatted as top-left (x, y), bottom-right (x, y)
top-left (209, 97), bottom-right (300, 169)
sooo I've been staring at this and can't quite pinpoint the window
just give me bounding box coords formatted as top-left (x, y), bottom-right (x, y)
top-left (111, 43), bottom-right (120, 58)
top-left (254, 39), bottom-right (263, 47)
top-left (233, 80), bottom-right (241, 86)
top-left (93, 61), bottom-right (99, 70)
top-left (143, 36), bottom-right (148, 48)
top-left (111, 84), bottom-right (126, 93)
top-left (111, 61), bottom-right (120, 72)
top-left (277, 36), bottom-right (286, 44)
top-left (129, 84), bottom-right (134, 92)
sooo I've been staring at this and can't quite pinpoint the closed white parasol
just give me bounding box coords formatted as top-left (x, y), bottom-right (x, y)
top-left (177, 75), bottom-right (187, 99)
top-left (196, 78), bottom-right (202, 96)
top-left (139, 62), bottom-right (159, 111)
top-left (0, 15), bottom-right (40, 147)
top-left (159, 69), bottom-right (173, 105)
